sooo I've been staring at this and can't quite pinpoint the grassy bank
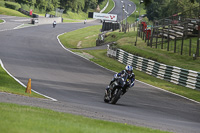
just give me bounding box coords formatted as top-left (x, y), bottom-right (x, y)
top-left (59, 26), bottom-right (200, 102)
top-left (59, 25), bottom-right (102, 49)
top-left (0, 6), bottom-right (28, 17)
top-left (102, 0), bottom-right (115, 13)
top-left (105, 31), bottom-right (200, 72)
top-left (0, 102), bottom-right (170, 133)
top-left (0, 65), bottom-right (45, 99)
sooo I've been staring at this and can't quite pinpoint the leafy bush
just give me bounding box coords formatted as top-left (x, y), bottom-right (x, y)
top-left (20, 3), bottom-right (29, 11)
top-left (5, 1), bottom-right (21, 10)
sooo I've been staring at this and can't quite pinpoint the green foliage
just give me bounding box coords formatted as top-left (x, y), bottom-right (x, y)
top-left (99, 0), bottom-right (108, 11)
top-left (11, 0), bottom-right (100, 15)
top-left (145, 0), bottom-right (199, 21)
top-left (5, 1), bottom-right (21, 10)
top-left (1, 0), bottom-right (106, 15)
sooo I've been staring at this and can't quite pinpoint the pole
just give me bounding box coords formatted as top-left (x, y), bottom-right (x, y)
top-left (135, 25), bottom-right (138, 46)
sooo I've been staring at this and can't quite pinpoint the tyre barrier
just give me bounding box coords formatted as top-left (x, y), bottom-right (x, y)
top-left (107, 45), bottom-right (200, 90)
top-left (18, 8), bottom-right (39, 18)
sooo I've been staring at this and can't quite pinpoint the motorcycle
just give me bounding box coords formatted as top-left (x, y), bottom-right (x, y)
top-left (53, 21), bottom-right (56, 28)
top-left (53, 23), bottom-right (56, 28)
top-left (104, 77), bottom-right (130, 104)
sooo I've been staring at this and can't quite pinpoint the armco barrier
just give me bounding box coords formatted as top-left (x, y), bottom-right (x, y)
top-left (107, 46), bottom-right (200, 90)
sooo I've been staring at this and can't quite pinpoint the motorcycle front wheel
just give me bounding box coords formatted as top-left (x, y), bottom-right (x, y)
top-left (110, 89), bottom-right (122, 104)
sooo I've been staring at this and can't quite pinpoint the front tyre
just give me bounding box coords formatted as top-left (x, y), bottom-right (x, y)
top-left (104, 93), bottom-right (109, 103)
top-left (110, 89), bottom-right (122, 104)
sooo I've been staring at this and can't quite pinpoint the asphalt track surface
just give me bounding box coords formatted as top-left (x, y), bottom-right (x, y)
top-left (1, 1), bottom-right (200, 133)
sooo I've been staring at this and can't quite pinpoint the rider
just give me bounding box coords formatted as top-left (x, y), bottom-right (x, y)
top-left (53, 21), bottom-right (56, 28)
top-left (105, 65), bottom-right (135, 95)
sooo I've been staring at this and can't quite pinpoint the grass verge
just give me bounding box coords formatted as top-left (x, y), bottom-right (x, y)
top-left (0, 19), bottom-right (4, 23)
top-left (0, 102), bottom-right (170, 133)
top-left (0, 6), bottom-right (28, 17)
top-left (0, 65), bottom-right (45, 99)
top-left (59, 25), bottom-right (102, 49)
top-left (102, 0), bottom-right (115, 13)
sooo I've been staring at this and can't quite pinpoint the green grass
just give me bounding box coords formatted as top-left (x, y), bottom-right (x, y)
top-left (0, 102), bottom-right (170, 133)
top-left (0, 6), bottom-right (28, 17)
top-left (0, 19), bottom-right (4, 23)
top-left (102, 0), bottom-right (115, 13)
top-left (99, 0), bottom-right (108, 11)
top-left (59, 25), bottom-right (102, 49)
top-left (0, 65), bottom-right (45, 99)
top-left (62, 10), bottom-right (89, 20)
top-left (62, 19), bottom-right (82, 23)
top-left (105, 31), bottom-right (200, 72)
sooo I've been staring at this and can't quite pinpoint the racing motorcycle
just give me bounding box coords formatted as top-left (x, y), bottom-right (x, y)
top-left (104, 77), bottom-right (130, 104)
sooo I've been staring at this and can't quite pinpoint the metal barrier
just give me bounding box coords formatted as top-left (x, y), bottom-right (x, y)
top-left (107, 46), bottom-right (200, 90)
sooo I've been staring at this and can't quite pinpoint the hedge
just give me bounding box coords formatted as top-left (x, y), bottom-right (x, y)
top-left (5, 1), bottom-right (21, 10)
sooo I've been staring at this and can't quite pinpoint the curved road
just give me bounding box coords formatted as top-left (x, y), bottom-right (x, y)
top-left (110, 0), bottom-right (136, 22)
top-left (0, 1), bottom-right (200, 133)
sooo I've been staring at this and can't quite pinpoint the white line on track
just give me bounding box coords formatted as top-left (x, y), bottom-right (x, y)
top-left (0, 59), bottom-right (57, 101)
top-left (13, 23), bottom-right (25, 29)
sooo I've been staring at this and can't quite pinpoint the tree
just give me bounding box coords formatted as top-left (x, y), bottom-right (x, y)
top-left (146, 1), bottom-right (161, 21)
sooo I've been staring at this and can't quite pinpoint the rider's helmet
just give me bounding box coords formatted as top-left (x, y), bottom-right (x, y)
top-left (125, 65), bottom-right (133, 76)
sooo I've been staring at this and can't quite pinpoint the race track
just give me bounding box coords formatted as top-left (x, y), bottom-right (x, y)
top-left (0, 1), bottom-right (200, 133)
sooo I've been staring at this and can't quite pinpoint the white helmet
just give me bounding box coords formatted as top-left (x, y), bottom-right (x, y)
top-left (125, 65), bottom-right (133, 75)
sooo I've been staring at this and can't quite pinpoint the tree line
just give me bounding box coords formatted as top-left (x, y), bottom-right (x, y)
top-left (143, 0), bottom-right (200, 21)
top-left (3, 0), bottom-right (106, 13)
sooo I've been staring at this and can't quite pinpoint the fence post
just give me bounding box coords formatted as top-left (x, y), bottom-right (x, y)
top-left (150, 28), bottom-right (154, 47)
top-left (156, 28), bottom-right (158, 48)
top-left (174, 37), bottom-right (177, 53)
top-left (196, 21), bottom-right (200, 57)
top-left (181, 37), bottom-right (184, 55)
top-left (143, 30), bottom-right (145, 40)
top-left (189, 38), bottom-right (192, 56)
top-left (184, 21), bottom-right (188, 38)
top-left (161, 25), bottom-right (164, 49)
top-left (167, 27), bottom-right (170, 51)
top-left (135, 25), bottom-right (138, 46)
